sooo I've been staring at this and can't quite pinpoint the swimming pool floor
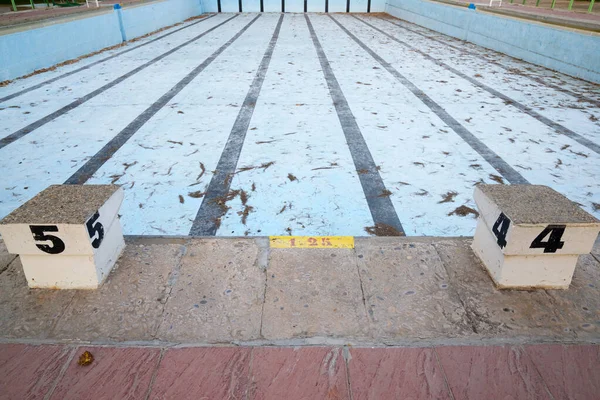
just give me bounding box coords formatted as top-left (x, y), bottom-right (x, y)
top-left (1, 13), bottom-right (599, 236)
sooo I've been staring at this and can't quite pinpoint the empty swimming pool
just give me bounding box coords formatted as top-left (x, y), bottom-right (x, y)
top-left (0, 13), bottom-right (598, 236)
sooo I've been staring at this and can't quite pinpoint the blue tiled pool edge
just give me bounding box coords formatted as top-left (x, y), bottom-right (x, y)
top-left (0, 0), bottom-right (203, 82)
top-left (385, 0), bottom-right (600, 83)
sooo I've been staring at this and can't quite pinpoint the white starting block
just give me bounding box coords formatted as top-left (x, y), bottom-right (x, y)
top-left (472, 185), bottom-right (600, 290)
top-left (0, 185), bottom-right (125, 289)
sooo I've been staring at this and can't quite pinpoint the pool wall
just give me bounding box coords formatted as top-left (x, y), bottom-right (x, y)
top-left (0, 0), bottom-right (203, 82)
top-left (385, 0), bottom-right (600, 83)
top-left (121, 0), bottom-right (204, 39)
top-left (198, 0), bottom-right (386, 12)
top-left (1, 0), bottom-right (598, 83)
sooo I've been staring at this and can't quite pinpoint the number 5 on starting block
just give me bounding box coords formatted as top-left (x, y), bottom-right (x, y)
top-left (0, 185), bottom-right (126, 289)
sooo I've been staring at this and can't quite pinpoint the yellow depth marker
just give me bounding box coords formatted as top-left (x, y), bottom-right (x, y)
top-left (269, 236), bottom-right (354, 249)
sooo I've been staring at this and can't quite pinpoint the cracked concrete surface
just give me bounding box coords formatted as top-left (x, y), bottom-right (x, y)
top-left (355, 239), bottom-right (472, 340)
top-left (51, 243), bottom-right (184, 342)
top-left (262, 246), bottom-right (370, 340)
top-left (0, 236), bottom-right (598, 346)
top-left (157, 239), bottom-right (264, 343)
top-left (0, 240), bottom-right (16, 275)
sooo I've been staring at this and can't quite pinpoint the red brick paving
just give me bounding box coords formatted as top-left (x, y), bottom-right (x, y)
top-left (435, 345), bottom-right (551, 399)
top-left (525, 344), bottom-right (600, 400)
top-left (347, 348), bottom-right (450, 399)
top-left (0, 344), bottom-right (72, 400)
top-left (498, 4), bottom-right (600, 22)
top-left (0, 343), bottom-right (598, 399)
top-left (150, 347), bottom-right (251, 399)
top-left (49, 347), bottom-right (161, 400)
top-left (248, 347), bottom-right (349, 400)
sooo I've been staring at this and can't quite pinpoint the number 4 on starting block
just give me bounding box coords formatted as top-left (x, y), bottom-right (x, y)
top-left (472, 185), bottom-right (600, 290)
top-left (0, 185), bottom-right (126, 289)
top-left (491, 213), bottom-right (568, 254)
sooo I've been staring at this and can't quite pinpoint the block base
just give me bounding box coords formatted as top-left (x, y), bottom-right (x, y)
top-left (472, 218), bottom-right (577, 290)
top-left (20, 220), bottom-right (125, 289)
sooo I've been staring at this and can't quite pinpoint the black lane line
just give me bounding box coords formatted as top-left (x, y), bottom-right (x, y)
top-left (0, 14), bottom-right (217, 104)
top-left (190, 15), bottom-right (284, 236)
top-left (305, 14), bottom-right (405, 235)
top-left (353, 16), bottom-right (600, 156)
top-left (375, 16), bottom-right (600, 109)
top-left (65, 15), bottom-right (262, 186)
top-left (0, 15), bottom-right (239, 151)
top-left (329, 15), bottom-right (528, 185)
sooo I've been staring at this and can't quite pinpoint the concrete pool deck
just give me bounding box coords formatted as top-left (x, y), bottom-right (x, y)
top-left (1, 10), bottom-right (599, 398)
top-left (0, 235), bottom-right (599, 397)
top-left (1, 12), bottom-right (599, 238)
top-left (1, 235), bottom-right (599, 344)
top-left (0, 0), bottom-right (159, 29)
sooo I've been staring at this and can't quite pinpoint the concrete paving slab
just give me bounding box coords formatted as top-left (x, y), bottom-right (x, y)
top-left (347, 347), bottom-right (451, 399)
top-left (355, 238), bottom-right (472, 340)
top-left (0, 257), bottom-right (75, 339)
top-left (543, 254), bottom-right (600, 338)
top-left (50, 347), bottom-right (161, 400)
top-left (0, 344), bottom-right (73, 400)
top-left (524, 344), bottom-right (600, 400)
top-left (262, 248), bottom-right (370, 340)
top-left (248, 347), bottom-right (349, 399)
top-left (435, 345), bottom-right (551, 399)
top-left (150, 347), bottom-right (251, 399)
top-left (157, 239), bottom-right (264, 343)
top-left (433, 239), bottom-right (584, 340)
top-left (51, 242), bottom-right (184, 342)
top-left (0, 237), bottom-right (598, 345)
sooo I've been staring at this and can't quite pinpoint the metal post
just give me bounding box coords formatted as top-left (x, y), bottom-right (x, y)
top-left (522, 0), bottom-right (526, 5)
top-left (29, 0), bottom-right (35, 9)
top-left (551, 0), bottom-right (556, 8)
top-left (10, 0), bottom-right (17, 11)
top-left (536, 0), bottom-right (541, 6)
top-left (589, 0), bottom-right (595, 12)
top-left (568, 0), bottom-right (574, 9)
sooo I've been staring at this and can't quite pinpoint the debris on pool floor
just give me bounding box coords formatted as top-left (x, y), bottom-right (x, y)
top-left (0, 13), bottom-right (598, 236)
